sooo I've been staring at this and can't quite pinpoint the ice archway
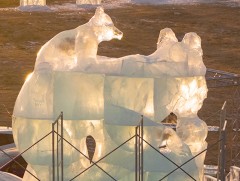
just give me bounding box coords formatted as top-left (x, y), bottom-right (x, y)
top-left (12, 7), bottom-right (208, 181)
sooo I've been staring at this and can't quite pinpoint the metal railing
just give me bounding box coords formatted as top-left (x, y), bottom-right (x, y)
top-left (0, 112), bottom-right (66, 181)
top-left (217, 102), bottom-right (227, 181)
top-left (0, 110), bottom-right (228, 181)
top-left (52, 112), bottom-right (64, 181)
top-left (0, 130), bottom-right (51, 180)
top-left (135, 117), bottom-right (144, 180)
top-left (53, 115), bottom-right (226, 181)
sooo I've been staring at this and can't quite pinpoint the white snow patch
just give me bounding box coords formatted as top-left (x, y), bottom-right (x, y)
top-left (0, 171), bottom-right (22, 181)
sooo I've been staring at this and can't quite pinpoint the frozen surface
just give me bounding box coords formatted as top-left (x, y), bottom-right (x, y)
top-left (13, 7), bottom-right (208, 181)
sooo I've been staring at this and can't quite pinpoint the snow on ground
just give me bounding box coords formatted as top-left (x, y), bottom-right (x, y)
top-left (0, 143), bottom-right (16, 150)
top-left (0, 127), bottom-right (12, 135)
top-left (0, 144), bottom-right (18, 167)
top-left (0, 0), bottom-right (238, 12)
top-left (51, 0), bottom-right (240, 10)
top-left (0, 171), bottom-right (22, 181)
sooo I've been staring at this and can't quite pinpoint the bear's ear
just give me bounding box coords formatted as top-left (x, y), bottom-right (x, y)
top-left (182, 32), bottom-right (201, 50)
top-left (95, 7), bottom-right (104, 16)
top-left (157, 28), bottom-right (177, 48)
top-left (89, 7), bottom-right (106, 26)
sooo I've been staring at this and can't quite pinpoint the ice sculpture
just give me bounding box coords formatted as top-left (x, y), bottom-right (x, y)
top-left (76, 0), bottom-right (101, 5)
top-left (20, 0), bottom-right (46, 6)
top-left (35, 7), bottom-right (122, 71)
top-left (12, 7), bottom-right (208, 181)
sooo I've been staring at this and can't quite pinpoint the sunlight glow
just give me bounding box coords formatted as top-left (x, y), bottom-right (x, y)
top-left (25, 72), bottom-right (33, 82)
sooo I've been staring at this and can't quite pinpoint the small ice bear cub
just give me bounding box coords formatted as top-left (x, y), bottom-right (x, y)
top-left (35, 7), bottom-right (123, 71)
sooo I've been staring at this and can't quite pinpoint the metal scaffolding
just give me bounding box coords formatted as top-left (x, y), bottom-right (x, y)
top-left (1, 112), bottom-right (228, 181)
top-left (230, 87), bottom-right (240, 167)
top-left (205, 68), bottom-right (240, 168)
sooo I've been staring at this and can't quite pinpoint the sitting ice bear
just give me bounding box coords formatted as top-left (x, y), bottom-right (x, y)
top-left (35, 7), bottom-right (123, 71)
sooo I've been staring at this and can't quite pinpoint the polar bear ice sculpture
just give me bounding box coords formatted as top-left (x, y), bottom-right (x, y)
top-left (35, 7), bottom-right (122, 71)
top-left (12, 7), bottom-right (208, 181)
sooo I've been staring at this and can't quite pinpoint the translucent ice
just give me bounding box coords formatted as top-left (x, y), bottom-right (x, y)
top-left (13, 7), bottom-right (208, 181)
top-left (76, 0), bottom-right (102, 5)
top-left (35, 7), bottom-right (122, 71)
top-left (20, 0), bottom-right (46, 6)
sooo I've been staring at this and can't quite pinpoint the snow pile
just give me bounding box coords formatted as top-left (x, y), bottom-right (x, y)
top-left (12, 7), bottom-right (208, 181)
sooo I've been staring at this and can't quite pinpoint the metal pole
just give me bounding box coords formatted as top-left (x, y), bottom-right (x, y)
top-left (220, 121), bottom-right (227, 181)
top-left (221, 130), bottom-right (226, 181)
top-left (135, 127), bottom-right (138, 181)
top-left (220, 101), bottom-right (227, 130)
top-left (217, 136), bottom-right (221, 180)
top-left (52, 123), bottom-right (55, 181)
top-left (218, 102), bottom-right (227, 181)
top-left (141, 116), bottom-right (144, 180)
top-left (57, 120), bottom-right (59, 181)
top-left (61, 112), bottom-right (64, 181)
top-left (138, 125), bottom-right (141, 181)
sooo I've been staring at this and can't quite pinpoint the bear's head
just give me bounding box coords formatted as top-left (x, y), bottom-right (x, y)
top-left (157, 28), bottom-right (178, 48)
top-left (89, 7), bottom-right (123, 42)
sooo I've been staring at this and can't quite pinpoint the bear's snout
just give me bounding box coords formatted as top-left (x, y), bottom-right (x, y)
top-left (113, 26), bottom-right (123, 40)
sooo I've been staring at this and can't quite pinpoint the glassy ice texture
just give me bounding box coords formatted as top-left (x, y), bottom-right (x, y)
top-left (20, 0), bottom-right (46, 6)
top-left (12, 7), bottom-right (208, 181)
top-left (76, 0), bottom-right (102, 5)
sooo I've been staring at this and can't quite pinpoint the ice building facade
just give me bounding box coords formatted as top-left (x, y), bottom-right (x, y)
top-left (12, 7), bottom-right (208, 181)
top-left (20, 0), bottom-right (46, 6)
